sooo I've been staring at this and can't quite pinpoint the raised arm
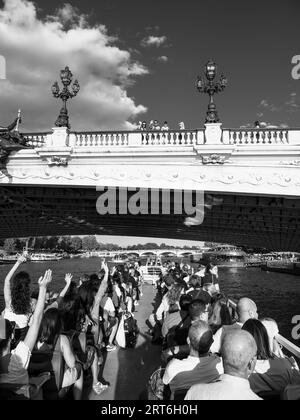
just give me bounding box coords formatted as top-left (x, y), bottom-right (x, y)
top-left (4, 253), bottom-right (27, 309)
top-left (24, 270), bottom-right (52, 351)
top-left (59, 273), bottom-right (73, 298)
top-left (92, 260), bottom-right (109, 320)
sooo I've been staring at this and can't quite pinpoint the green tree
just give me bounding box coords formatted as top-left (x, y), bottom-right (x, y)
top-left (82, 236), bottom-right (99, 251)
top-left (3, 238), bottom-right (17, 254)
top-left (70, 237), bottom-right (82, 252)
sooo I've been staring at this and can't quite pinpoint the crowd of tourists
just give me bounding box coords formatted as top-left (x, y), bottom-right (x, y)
top-left (0, 252), bottom-right (300, 400)
top-left (0, 253), bottom-right (142, 400)
top-left (145, 262), bottom-right (300, 400)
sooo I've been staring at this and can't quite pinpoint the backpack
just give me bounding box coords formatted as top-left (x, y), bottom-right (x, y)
top-left (123, 313), bottom-right (139, 348)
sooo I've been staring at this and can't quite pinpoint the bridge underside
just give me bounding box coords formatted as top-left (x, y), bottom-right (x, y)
top-left (0, 185), bottom-right (299, 251)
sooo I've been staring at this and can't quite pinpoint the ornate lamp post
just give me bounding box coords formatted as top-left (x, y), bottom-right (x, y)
top-left (196, 60), bottom-right (227, 124)
top-left (51, 66), bottom-right (80, 129)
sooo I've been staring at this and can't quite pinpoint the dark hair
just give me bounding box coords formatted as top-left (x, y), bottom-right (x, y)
top-left (11, 272), bottom-right (31, 315)
top-left (31, 289), bottom-right (39, 301)
top-left (189, 300), bottom-right (206, 321)
top-left (79, 274), bottom-right (90, 284)
top-left (179, 294), bottom-right (193, 312)
top-left (164, 274), bottom-right (176, 288)
top-left (209, 300), bottom-right (233, 333)
top-left (242, 319), bottom-right (273, 360)
top-left (38, 309), bottom-right (62, 346)
top-left (58, 282), bottom-right (79, 331)
top-left (76, 280), bottom-right (98, 328)
top-left (188, 275), bottom-right (202, 289)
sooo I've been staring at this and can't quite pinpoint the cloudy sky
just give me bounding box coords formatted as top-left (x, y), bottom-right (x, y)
top-left (0, 0), bottom-right (299, 133)
top-left (0, 0), bottom-right (300, 246)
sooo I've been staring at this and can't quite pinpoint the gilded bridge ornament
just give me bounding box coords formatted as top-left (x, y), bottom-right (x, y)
top-left (0, 111), bottom-right (30, 167)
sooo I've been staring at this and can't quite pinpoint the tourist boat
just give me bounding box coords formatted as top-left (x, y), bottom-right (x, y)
top-left (112, 254), bottom-right (129, 264)
top-left (140, 260), bottom-right (168, 285)
top-left (29, 253), bottom-right (63, 262)
top-left (201, 244), bottom-right (246, 268)
top-left (0, 255), bottom-right (19, 265)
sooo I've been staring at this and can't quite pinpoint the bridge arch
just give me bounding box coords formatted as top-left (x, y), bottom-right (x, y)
top-left (139, 251), bottom-right (157, 257)
top-left (126, 252), bottom-right (139, 258)
top-left (177, 251), bottom-right (194, 258)
top-left (157, 250), bottom-right (177, 257)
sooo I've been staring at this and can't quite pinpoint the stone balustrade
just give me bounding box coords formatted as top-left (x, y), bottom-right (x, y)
top-left (23, 132), bottom-right (50, 148)
top-left (22, 125), bottom-right (300, 149)
top-left (74, 131), bottom-right (129, 147)
top-left (141, 130), bottom-right (198, 146)
top-left (227, 129), bottom-right (289, 145)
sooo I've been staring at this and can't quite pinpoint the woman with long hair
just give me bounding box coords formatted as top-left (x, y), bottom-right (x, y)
top-left (209, 298), bottom-right (233, 334)
top-left (75, 260), bottom-right (110, 396)
top-left (3, 253), bottom-right (32, 346)
top-left (242, 319), bottom-right (300, 395)
top-left (29, 308), bottom-right (83, 400)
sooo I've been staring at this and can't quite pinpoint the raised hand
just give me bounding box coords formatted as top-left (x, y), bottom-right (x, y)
top-left (65, 273), bottom-right (73, 285)
top-left (38, 269), bottom-right (52, 289)
top-left (101, 259), bottom-right (108, 272)
top-left (17, 253), bottom-right (28, 264)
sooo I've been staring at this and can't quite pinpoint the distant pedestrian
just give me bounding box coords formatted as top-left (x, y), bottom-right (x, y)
top-left (161, 121), bottom-right (169, 131)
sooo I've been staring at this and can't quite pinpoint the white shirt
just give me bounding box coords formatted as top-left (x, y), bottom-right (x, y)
top-left (103, 297), bottom-right (115, 314)
top-left (249, 357), bottom-right (300, 394)
top-left (163, 354), bottom-right (223, 392)
top-left (156, 295), bottom-right (170, 321)
top-left (185, 374), bottom-right (262, 400)
top-left (3, 308), bottom-right (31, 329)
top-left (210, 323), bottom-right (243, 354)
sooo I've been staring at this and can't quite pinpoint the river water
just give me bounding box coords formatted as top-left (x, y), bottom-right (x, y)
top-left (0, 258), bottom-right (299, 346)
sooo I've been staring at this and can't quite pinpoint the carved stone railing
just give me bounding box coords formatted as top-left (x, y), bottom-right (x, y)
top-left (23, 132), bottom-right (50, 148)
top-left (20, 125), bottom-right (300, 150)
top-left (141, 130), bottom-right (198, 146)
top-left (227, 129), bottom-right (289, 145)
top-left (74, 131), bottom-right (129, 147)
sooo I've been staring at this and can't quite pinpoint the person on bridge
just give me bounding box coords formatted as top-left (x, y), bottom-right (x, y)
top-left (185, 329), bottom-right (261, 400)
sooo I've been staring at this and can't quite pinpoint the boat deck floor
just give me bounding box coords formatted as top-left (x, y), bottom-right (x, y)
top-left (85, 284), bottom-right (162, 400)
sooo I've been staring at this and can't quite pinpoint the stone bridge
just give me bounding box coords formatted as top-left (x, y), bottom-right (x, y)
top-left (1, 123), bottom-right (300, 251)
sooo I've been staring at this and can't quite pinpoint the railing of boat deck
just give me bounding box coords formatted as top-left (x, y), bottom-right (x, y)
top-left (228, 299), bottom-right (300, 361)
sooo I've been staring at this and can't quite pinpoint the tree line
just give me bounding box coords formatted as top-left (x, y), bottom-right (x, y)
top-left (0, 236), bottom-right (201, 254)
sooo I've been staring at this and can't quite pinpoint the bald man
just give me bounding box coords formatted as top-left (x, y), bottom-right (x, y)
top-left (210, 297), bottom-right (258, 355)
top-left (185, 329), bottom-right (261, 400)
top-left (163, 321), bottom-right (223, 399)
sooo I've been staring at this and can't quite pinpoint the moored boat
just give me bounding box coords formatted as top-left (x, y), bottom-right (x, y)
top-left (29, 253), bottom-right (63, 262)
top-left (202, 244), bottom-right (246, 268)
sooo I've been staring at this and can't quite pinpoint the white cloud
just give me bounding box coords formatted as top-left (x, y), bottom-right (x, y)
top-left (0, 0), bottom-right (148, 131)
top-left (258, 99), bottom-right (279, 112)
top-left (285, 92), bottom-right (299, 109)
top-left (157, 56), bottom-right (168, 63)
top-left (141, 35), bottom-right (167, 48)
